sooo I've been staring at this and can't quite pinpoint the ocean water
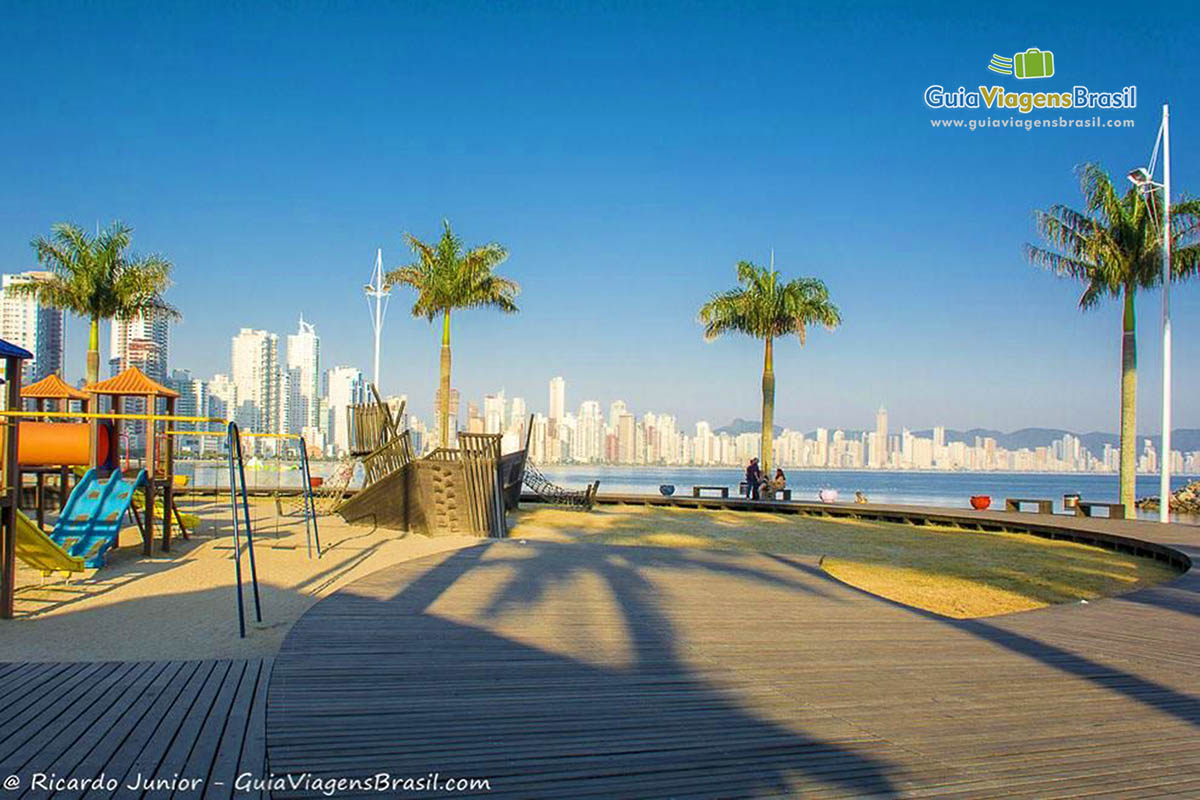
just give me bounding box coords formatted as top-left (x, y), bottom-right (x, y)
top-left (172, 460), bottom-right (1199, 523)
top-left (534, 465), bottom-right (1199, 522)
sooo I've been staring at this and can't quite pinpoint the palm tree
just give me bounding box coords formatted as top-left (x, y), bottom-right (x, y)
top-left (387, 221), bottom-right (518, 448)
top-left (698, 260), bottom-right (841, 476)
top-left (1026, 163), bottom-right (1200, 508)
top-left (16, 221), bottom-right (177, 385)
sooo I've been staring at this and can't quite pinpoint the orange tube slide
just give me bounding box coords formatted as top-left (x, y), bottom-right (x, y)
top-left (17, 422), bottom-right (108, 467)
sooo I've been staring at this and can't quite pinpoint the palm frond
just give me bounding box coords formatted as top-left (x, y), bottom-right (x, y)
top-left (25, 220), bottom-right (176, 322)
top-left (699, 262), bottom-right (840, 345)
top-left (391, 221), bottom-right (519, 322)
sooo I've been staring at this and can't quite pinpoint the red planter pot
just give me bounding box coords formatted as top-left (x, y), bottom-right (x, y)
top-left (970, 495), bottom-right (991, 510)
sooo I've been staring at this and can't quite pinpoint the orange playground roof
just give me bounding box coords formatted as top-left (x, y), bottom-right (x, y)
top-left (23, 372), bottom-right (90, 401)
top-left (86, 366), bottom-right (180, 398)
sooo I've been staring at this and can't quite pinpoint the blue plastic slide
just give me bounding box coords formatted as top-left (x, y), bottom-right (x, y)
top-left (49, 468), bottom-right (149, 568)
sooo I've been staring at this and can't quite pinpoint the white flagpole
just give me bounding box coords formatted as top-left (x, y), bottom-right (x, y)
top-left (1160, 104), bottom-right (1172, 523)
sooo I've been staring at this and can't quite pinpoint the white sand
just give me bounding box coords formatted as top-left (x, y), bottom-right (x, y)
top-left (1, 496), bottom-right (479, 662)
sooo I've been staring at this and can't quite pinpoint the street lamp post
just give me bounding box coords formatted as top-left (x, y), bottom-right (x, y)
top-left (1129, 103), bottom-right (1172, 523)
top-left (1160, 105), bottom-right (1172, 524)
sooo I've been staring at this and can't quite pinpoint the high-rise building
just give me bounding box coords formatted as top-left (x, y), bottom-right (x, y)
top-left (325, 366), bottom-right (366, 455)
top-left (286, 316), bottom-right (321, 435)
top-left (548, 376), bottom-right (566, 421)
top-left (231, 328), bottom-right (280, 433)
top-left (466, 402), bottom-right (484, 433)
top-left (434, 386), bottom-right (461, 448)
top-left (110, 308), bottom-right (171, 382)
top-left (0, 271), bottom-right (64, 384)
top-left (609, 400), bottom-right (627, 431)
top-left (577, 401), bottom-right (603, 463)
top-left (168, 369), bottom-right (212, 454)
top-left (484, 392), bottom-right (505, 434)
top-left (208, 373), bottom-right (237, 428)
top-left (617, 413), bottom-right (636, 464)
top-left (871, 406), bottom-right (889, 468)
top-left (509, 397), bottom-right (527, 440)
top-left (694, 421), bottom-right (714, 465)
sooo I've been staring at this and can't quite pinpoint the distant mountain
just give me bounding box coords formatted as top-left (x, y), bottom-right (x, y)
top-left (716, 419), bottom-right (1200, 453)
top-left (881, 427), bottom-right (1200, 453)
top-left (715, 418), bottom-right (782, 437)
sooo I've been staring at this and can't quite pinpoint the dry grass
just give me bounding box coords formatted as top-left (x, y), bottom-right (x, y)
top-left (510, 504), bottom-right (1180, 618)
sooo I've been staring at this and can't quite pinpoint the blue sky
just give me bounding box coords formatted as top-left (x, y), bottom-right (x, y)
top-left (1, 0), bottom-right (1197, 434)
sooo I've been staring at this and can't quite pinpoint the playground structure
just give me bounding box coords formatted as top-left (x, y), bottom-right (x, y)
top-left (523, 461), bottom-right (600, 509)
top-left (40, 467), bottom-right (148, 568)
top-left (16, 372), bottom-right (104, 529)
top-left (0, 346), bottom-right (268, 635)
top-left (335, 396), bottom-right (530, 537)
top-left (167, 427), bottom-right (323, 561)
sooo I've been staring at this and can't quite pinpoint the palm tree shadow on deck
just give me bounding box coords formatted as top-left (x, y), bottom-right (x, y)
top-left (270, 541), bottom-right (906, 798)
top-left (780, 551), bottom-right (1200, 732)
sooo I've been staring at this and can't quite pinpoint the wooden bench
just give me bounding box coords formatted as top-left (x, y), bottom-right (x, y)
top-left (1005, 498), bottom-right (1054, 514)
top-left (692, 485), bottom-right (729, 498)
top-left (1075, 501), bottom-right (1126, 520)
top-left (739, 482), bottom-right (792, 501)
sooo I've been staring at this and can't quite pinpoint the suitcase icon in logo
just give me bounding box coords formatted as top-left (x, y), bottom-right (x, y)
top-left (1014, 48), bottom-right (1054, 79)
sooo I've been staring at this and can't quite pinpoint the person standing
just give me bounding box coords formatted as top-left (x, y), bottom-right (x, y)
top-left (745, 457), bottom-right (762, 500)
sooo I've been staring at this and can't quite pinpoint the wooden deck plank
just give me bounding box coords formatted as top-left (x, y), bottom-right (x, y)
top-left (267, 525), bottom-right (1200, 798)
top-left (92, 660), bottom-right (210, 800)
top-left (0, 662), bottom-right (104, 748)
top-left (0, 659), bottom-right (267, 800)
top-left (17, 660), bottom-right (171, 800)
top-left (52, 661), bottom-right (190, 800)
top-left (0, 661), bottom-right (142, 770)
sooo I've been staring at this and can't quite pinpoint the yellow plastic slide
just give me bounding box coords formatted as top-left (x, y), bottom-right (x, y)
top-left (14, 509), bottom-right (86, 576)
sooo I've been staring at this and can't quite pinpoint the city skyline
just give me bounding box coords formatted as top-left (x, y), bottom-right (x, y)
top-left (2, 3), bottom-right (1198, 435)
top-left (3, 287), bottom-right (1198, 470)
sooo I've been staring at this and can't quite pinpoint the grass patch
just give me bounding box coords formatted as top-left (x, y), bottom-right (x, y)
top-left (510, 504), bottom-right (1180, 618)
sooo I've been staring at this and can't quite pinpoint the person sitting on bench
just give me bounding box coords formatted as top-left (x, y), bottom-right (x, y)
top-left (763, 468), bottom-right (787, 499)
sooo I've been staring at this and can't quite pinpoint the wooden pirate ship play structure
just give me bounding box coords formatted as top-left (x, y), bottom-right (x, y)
top-left (334, 389), bottom-right (596, 537)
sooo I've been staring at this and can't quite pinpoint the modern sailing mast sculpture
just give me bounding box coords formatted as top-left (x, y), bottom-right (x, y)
top-left (364, 248), bottom-right (391, 390)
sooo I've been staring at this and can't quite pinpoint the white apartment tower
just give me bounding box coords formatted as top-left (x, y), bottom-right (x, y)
top-left (110, 307), bottom-right (171, 382)
top-left (326, 366), bottom-right (366, 455)
top-left (0, 272), bottom-right (64, 384)
top-left (231, 328), bottom-right (280, 433)
top-left (484, 392), bottom-right (506, 435)
top-left (548, 376), bottom-right (566, 422)
top-left (286, 316), bottom-right (321, 434)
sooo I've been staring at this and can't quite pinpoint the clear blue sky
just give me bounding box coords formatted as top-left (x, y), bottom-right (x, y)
top-left (1, 0), bottom-right (1197, 434)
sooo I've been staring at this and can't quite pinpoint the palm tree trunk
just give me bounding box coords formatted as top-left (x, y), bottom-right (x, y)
top-left (761, 337), bottom-right (775, 476)
top-left (438, 310), bottom-right (452, 448)
top-left (1119, 288), bottom-right (1137, 509)
top-left (86, 317), bottom-right (100, 385)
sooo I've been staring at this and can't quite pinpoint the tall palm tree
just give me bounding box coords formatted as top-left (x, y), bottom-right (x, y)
top-left (1026, 163), bottom-right (1200, 508)
top-left (16, 221), bottom-right (177, 385)
top-left (387, 220), bottom-right (518, 448)
top-left (699, 260), bottom-right (841, 476)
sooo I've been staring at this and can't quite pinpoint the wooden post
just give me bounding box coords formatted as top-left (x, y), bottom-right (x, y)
top-left (162, 395), bottom-right (174, 552)
top-left (144, 393), bottom-right (155, 557)
top-left (2, 356), bottom-right (22, 619)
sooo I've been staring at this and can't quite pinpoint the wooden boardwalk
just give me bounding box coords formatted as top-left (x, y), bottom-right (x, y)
top-left (269, 513), bottom-right (1200, 798)
top-left (0, 659), bottom-right (270, 800)
top-left (3, 504), bottom-right (1198, 798)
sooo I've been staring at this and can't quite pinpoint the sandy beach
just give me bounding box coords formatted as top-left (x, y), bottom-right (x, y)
top-left (1, 495), bottom-right (479, 662)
